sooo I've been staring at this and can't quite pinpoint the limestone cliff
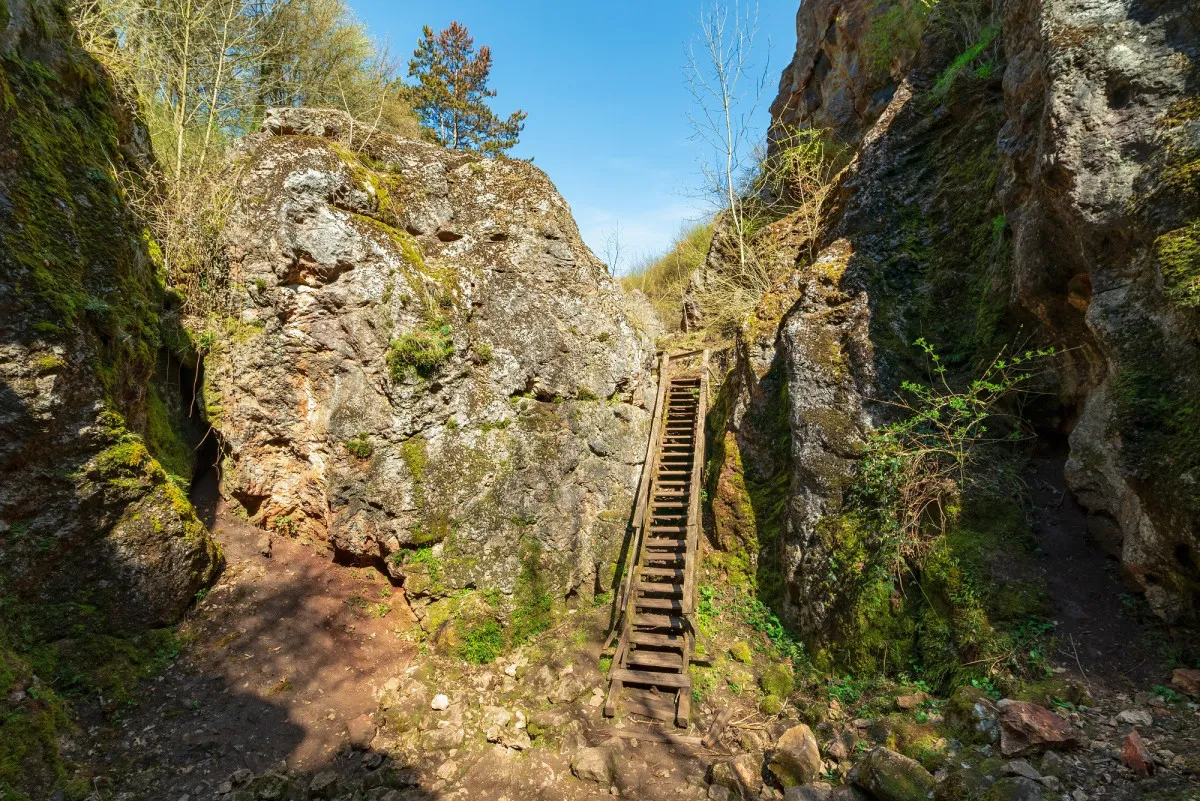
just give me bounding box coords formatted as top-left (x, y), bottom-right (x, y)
top-left (718, 0), bottom-right (1199, 667)
top-left (205, 108), bottom-right (655, 626)
top-left (0, 0), bottom-right (221, 631)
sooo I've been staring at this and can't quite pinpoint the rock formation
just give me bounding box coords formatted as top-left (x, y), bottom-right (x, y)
top-left (0, 0), bottom-right (222, 630)
top-left (204, 108), bottom-right (655, 623)
top-left (719, 0), bottom-right (1200, 657)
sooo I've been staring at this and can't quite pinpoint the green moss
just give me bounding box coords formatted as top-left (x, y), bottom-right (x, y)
top-left (399, 436), bottom-right (427, 481)
top-left (1160, 96), bottom-right (1200, 128)
top-left (760, 663), bottom-right (795, 697)
top-left (1155, 220), bottom-right (1200, 308)
top-left (862, 0), bottom-right (937, 72)
top-left (729, 642), bottom-right (752, 663)
top-left (510, 539), bottom-right (553, 643)
top-left (144, 385), bottom-right (194, 482)
top-left (759, 694), bottom-right (783, 715)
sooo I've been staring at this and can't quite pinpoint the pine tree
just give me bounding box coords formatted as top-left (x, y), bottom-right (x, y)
top-left (406, 21), bottom-right (527, 154)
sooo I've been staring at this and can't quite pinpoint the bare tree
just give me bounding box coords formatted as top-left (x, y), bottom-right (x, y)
top-left (602, 220), bottom-right (625, 276)
top-left (685, 0), bottom-right (769, 285)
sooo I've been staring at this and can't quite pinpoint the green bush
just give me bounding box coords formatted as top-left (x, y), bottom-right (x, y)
top-left (387, 324), bottom-right (454, 380)
top-left (344, 433), bottom-right (374, 459)
top-left (862, 0), bottom-right (937, 73)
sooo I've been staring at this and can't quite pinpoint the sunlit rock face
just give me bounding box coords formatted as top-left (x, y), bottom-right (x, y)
top-left (207, 108), bottom-right (656, 621)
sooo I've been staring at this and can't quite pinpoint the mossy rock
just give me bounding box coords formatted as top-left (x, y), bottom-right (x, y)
top-left (760, 694), bottom-right (784, 716)
top-left (760, 663), bottom-right (795, 698)
top-left (849, 746), bottom-right (937, 801)
top-left (729, 642), bottom-right (752, 663)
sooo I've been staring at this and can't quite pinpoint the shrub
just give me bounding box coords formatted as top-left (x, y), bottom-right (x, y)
top-left (863, 0), bottom-right (937, 73)
top-left (344, 433), bottom-right (374, 459)
top-left (387, 324), bottom-right (454, 380)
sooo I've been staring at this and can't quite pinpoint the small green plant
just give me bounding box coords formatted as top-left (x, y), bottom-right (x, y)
top-left (1154, 685), bottom-right (1184, 703)
top-left (850, 339), bottom-right (1054, 570)
top-left (387, 324), bottom-right (454, 380)
top-left (344, 433), bottom-right (374, 459)
top-left (932, 24), bottom-right (1000, 98)
top-left (459, 620), bottom-right (504, 664)
top-left (862, 0), bottom-right (936, 73)
top-left (473, 341), bottom-right (494, 363)
top-left (576, 386), bottom-right (599, 401)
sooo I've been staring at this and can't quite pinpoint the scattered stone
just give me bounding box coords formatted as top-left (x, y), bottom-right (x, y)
top-left (824, 731), bottom-right (857, 762)
top-left (572, 747), bottom-right (615, 784)
top-left (768, 724), bottom-right (823, 786)
top-left (346, 713), bottom-right (377, 750)
top-left (1171, 668), bottom-right (1200, 697)
top-left (430, 694), bottom-right (450, 711)
top-left (708, 786), bottom-right (732, 801)
top-left (258, 535), bottom-right (272, 558)
top-left (1004, 761), bottom-right (1041, 781)
top-left (1037, 751), bottom-right (1067, 779)
top-left (848, 747), bottom-right (935, 801)
top-left (896, 692), bottom-right (930, 711)
top-left (984, 776), bottom-right (1045, 800)
top-left (1120, 730), bottom-right (1153, 777)
top-left (216, 782), bottom-right (233, 795)
top-left (1116, 709), bottom-right (1153, 727)
top-left (784, 785), bottom-right (833, 801)
top-left (731, 753), bottom-right (763, 795)
top-left (436, 761), bottom-right (457, 781)
top-left (947, 686), bottom-right (1000, 744)
top-left (996, 700), bottom-right (1080, 757)
top-left (308, 771), bottom-right (338, 799)
top-left (362, 751), bottom-right (385, 770)
top-left (230, 769), bottom-right (253, 787)
top-left (487, 725), bottom-right (531, 750)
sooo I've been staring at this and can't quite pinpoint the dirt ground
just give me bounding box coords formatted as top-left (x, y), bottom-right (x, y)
top-left (1025, 454), bottom-right (1174, 690)
top-left (91, 473), bottom-right (418, 797)
top-left (86, 457), bottom-right (1200, 801)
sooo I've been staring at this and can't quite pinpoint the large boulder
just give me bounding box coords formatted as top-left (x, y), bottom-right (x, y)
top-left (206, 109), bottom-right (655, 614)
top-left (769, 724), bottom-right (824, 787)
top-left (848, 747), bottom-right (936, 801)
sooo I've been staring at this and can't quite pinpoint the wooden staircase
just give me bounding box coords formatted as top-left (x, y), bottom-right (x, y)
top-left (604, 350), bottom-right (709, 727)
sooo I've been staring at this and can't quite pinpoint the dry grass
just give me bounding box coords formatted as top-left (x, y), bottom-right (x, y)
top-left (621, 221), bottom-right (714, 330)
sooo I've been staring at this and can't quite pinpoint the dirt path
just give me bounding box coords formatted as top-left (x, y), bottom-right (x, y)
top-left (1025, 453), bottom-right (1169, 691)
top-left (94, 473), bottom-right (418, 798)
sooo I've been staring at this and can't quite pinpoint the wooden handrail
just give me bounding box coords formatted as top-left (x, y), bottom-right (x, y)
top-left (605, 352), bottom-right (669, 648)
top-left (682, 349), bottom-right (710, 618)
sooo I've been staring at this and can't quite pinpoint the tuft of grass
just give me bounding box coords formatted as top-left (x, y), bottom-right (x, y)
top-left (931, 24), bottom-right (1000, 98)
top-left (458, 620), bottom-right (504, 664)
top-left (621, 222), bottom-right (714, 328)
top-left (387, 324), bottom-right (454, 380)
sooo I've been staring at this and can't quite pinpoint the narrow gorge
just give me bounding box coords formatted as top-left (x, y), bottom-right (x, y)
top-left (1, 0), bottom-right (1198, 800)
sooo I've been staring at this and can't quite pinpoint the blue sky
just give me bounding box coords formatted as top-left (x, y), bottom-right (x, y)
top-left (349, 0), bottom-right (799, 273)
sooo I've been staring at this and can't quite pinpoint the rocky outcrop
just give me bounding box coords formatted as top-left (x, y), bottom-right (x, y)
top-left (998, 0), bottom-right (1200, 622)
top-left (0, 0), bottom-right (221, 629)
top-left (205, 108), bottom-right (654, 619)
top-left (728, 0), bottom-right (1200, 653)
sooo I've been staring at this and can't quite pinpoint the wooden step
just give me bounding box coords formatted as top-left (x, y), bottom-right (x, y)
top-left (641, 555), bottom-right (685, 568)
top-left (627, 649), bottom-right (685, 669)
top-left (640, 567), bottom-right (685, 579)
top-left (610, 668), bottom-right (691, 689)
top-left (633, 613), bottom-right (686, 629)
top-left (620, 694), bottom-right (677, 721)
top-left (648, 525), bottom-right (686, 533)
top-left (631, 631), bottom-right (686, 647)
top-left (638, 582), bottom-right (683, 597)
top-left (643, 537), bottom-right (691, 551)
top-left (635, 596), bottom-right (685, 612)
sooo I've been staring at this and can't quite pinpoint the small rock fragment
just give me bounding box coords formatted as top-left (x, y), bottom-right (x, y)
top-left (1171, 668), bottom-right (1200, 697)
top-left (346, 713), bottom-right (376, 750)
top-left (895, 692), bottom-right (929, 710)
top-left (1115, 709), bottom-right (1153, 727)
top-left (430, 693), bottom-right (450, 711)
top-left (572, 747), bottom-right (615, 784)
top-left (769, 724), bottom-right (822, 787)
top-left (996, 700), bottom-right (1080, 757)
top-left (1120, 730), bottom-right (1153, 777)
